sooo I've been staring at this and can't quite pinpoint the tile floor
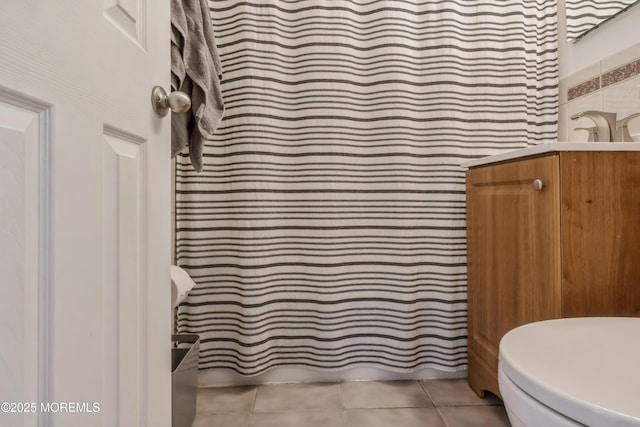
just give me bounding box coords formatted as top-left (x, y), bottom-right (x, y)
top-left (192, 379), bottom-right (511, 427)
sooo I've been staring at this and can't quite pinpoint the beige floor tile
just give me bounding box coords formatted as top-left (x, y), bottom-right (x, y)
top-left (421, 379), bottom-right (502, 406)
top-left (345, 408), bottom-right (447, 427)
top-left (197, 386), bottom-right (257, 414)
top-left (192, 412), bottom-right (250, 427)
top-left (438, 405), bottom-right (511, 427)
top-left (254, 382), bottom-right (342, 412)
top-left (341, 380), bottom-right (432, 409)
top-left (249, 410), bottom-right (345, 427)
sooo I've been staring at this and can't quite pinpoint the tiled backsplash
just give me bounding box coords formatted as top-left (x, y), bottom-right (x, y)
top-left (601, 58), bottom-right (640, 88)
top-left (559, 42), bottom-right (640, 142)
top-left (567, 77), bottom-right (600, 101)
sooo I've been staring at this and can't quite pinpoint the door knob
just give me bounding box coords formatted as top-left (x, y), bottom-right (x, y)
top-left (151, 86), bottom-right (191, 117)
top-left (533, 179), bottom-right (544, 191)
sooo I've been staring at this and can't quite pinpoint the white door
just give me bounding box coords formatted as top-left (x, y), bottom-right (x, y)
top-left (0, 1), bottom-right (171, 427)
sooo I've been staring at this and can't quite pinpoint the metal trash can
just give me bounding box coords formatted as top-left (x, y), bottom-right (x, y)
top-left (172, 334), bottom-right (199, 427)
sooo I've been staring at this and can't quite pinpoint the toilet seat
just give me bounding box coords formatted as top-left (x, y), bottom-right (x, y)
top-left (498, 365), bottom-right (581, 427)
top-left (499, 317), bottom-right (640, 427)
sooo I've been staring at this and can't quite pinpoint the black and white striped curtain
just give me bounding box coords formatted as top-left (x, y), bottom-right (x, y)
top-left (175, 0), bottom-right (558, 376)
top-left (565, 0), bottom-right (637, 41)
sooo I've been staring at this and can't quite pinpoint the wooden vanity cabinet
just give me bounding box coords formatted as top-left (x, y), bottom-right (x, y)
top-left (465, 151), bottom-right (640, 399)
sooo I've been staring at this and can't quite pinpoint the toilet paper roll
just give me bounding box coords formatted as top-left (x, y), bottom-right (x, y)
top-left (171, 265), bottom-right (197, 308)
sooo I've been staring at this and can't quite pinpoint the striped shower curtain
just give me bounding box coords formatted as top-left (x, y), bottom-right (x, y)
top-left (175, 0), bottom-right (558, 376)
top-left (565, 0), bottom-right (637, 41)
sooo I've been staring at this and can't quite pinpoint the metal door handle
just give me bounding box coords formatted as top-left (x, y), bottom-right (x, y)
top-left (151, 86), bottom-right (191, 117)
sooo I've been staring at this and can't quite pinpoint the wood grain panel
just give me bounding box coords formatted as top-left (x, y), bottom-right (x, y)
top-left (466, 154), bottom-right (562, 398)
top-left (560, 151), bottom-right (640, 316)
top-left (466, 150), bottom-right (640, 400)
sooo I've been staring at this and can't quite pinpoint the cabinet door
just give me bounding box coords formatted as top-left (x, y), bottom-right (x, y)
top-left (465, 155), bottom-right (562, 397)
top-left (560, 151), bottom-right (640, 316)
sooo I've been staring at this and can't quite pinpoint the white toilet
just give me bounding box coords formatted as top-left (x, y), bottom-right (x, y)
top-left (498, 317), bottom-right (640, 427)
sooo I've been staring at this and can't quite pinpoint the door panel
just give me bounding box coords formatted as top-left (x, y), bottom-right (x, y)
top-left (0, 92), bottom-right (51, 427)
top-left (102, 126), bottom-right (147, 426)
top-left (465, 155), bottom-right (562, 397)
top-left (0, 2), bottom-right (171, 426)
top-left (104, 0), bottom-right (147, 47)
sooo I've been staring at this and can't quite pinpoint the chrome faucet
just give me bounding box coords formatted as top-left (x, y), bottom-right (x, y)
top-left (571, 111), bottom-right (617, 142)
top-left (573, 126), bottom-right (597, 142)
top-left (615, 113), bottom-right (640, 142)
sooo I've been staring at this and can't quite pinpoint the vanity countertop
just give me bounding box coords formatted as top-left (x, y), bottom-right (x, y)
top-left (461, 142), bottom-right (640, 168)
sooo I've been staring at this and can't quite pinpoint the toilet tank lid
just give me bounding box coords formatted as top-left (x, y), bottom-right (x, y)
top-left (499, 317), bottom-right (640, 427)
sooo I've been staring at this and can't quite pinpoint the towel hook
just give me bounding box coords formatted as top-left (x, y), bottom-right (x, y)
top-left (151, 86), bottom-right (191, 117)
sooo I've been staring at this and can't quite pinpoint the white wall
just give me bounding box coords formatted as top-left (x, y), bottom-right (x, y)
top-left (559, 0), bottom-right (640, 78)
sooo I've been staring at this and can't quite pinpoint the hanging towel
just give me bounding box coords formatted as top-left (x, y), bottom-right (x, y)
top-left (171, 0), bottom-right (224, 172)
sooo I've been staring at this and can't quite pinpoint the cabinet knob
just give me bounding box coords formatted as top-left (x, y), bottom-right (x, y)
top-left (533, 179), bottom-right (544, 191)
